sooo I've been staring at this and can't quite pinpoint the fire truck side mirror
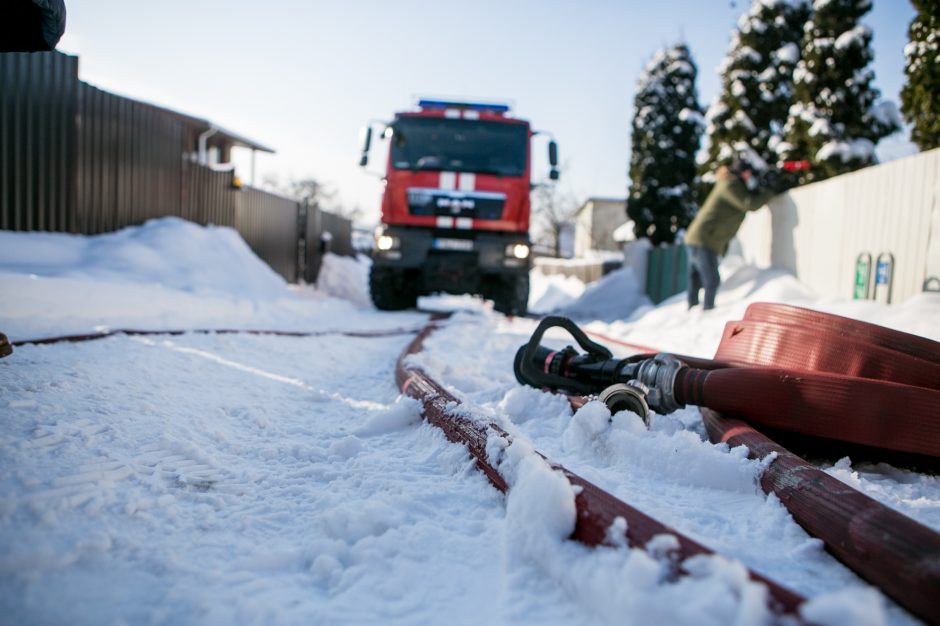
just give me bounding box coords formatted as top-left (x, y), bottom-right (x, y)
top-left (548, 140), bottom-right (558, 167)
top-left (359, 126), bottom-right (373, 167)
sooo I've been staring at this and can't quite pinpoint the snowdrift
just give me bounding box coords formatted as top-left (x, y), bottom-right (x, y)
top-left (2, 220), bottom-right (940, 626)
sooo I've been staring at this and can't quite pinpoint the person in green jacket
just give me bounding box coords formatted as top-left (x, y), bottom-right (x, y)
top-left (684, 163), bottom-right (775, 310)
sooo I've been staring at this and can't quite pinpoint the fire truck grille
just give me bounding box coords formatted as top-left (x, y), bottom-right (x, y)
top-left (407, 188), bottom-right (506, 221)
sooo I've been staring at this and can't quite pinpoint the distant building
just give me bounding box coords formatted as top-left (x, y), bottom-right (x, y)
top-left (574, 197), bottom-right (629, 257)
top-left (557, 221), bottom-right (576, 258)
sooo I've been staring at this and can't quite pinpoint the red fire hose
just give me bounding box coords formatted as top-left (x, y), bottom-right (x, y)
top-left (397, 317), bottom-right (806, 620)
top-left (703, 410), bottom-right (940, 625)
top-left (667, 304), bottom-right (940, 459)
top-left (695, 303), bottom-right (940, 625)
top-left (554, 303), bottom-right (940, 624)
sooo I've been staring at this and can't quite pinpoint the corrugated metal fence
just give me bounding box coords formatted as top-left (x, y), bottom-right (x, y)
top-left (1, 51), bottom-right (78, 232)
top-left (1, 50), bottom-right (352, 283)
top-left (75, 82), bottom-right (190, 233)
top-left (235, 187), bottom-right (300, 283)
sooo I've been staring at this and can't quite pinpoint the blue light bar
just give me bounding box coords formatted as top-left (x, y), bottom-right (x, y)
top-left (417, 99), bottom-right (510, 113)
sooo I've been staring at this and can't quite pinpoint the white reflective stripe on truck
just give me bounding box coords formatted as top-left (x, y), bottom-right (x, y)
top-left (439, 172), bottom-right (456, 190)
top-left (458, 173), bottom-right (475, 191)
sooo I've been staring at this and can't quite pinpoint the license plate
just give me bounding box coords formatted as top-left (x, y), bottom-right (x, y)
top-left (432, 238), bottom-right (474, 251)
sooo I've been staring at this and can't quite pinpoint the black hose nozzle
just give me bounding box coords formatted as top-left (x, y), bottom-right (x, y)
top-left (514, 316), bottom-right (687, 416)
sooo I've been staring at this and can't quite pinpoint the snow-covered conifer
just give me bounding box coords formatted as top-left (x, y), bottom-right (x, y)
top-left (901, 0), bottom-right (940, 150)
top-left (626, 43), bottom-right (703, 245)
top-left (780, 0), bottom-right (901, 182)
top-left (701, 0), bottom-right (810, 181)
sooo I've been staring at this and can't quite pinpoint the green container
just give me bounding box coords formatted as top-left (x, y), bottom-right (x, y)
top-left (646, 245), bottom-right (688, 304)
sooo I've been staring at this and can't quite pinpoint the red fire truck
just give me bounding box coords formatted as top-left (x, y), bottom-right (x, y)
top-left (359, 99), bottom-right (558, 315)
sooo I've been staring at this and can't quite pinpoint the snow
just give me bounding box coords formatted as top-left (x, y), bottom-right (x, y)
top-left (612, 220), bottom-right (637, 244)
top-left (817, 138), bottom-right (875, 162)
top-left (2, 218), bottom-right (939, 626)
top-left (555, 267), bottom-right (651, 322)
top-left (529, 271), bottom-right (586, 314)
top-left (808, 117), bottom-right (832, 137)
top-left (835, 25), bottom-right (871, 51)
top-left (677, 107), bottom-right (705, 127)
top-left (870, 101), bottom-right (903, 129)
top-left (773, 42), bottom-right (800, 65)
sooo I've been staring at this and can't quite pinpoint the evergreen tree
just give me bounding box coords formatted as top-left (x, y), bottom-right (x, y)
top-left (701, 0), bottom-right (810, 182)
top-left (901, 0), bottom-right (940, 150)
top-left (780, 0), bottom-right (901, 182)
top-left (626, 43), bottom-right (703, 246)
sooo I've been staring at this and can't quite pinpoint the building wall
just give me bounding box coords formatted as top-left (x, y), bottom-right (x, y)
top-left (734, 148), bottom-right (940, 304)
top-left (574, 198), bottom-right (627, 257)
top-left (574, 202), bottom-right (594, 258)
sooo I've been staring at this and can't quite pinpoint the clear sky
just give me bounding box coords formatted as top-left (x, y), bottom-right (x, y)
top-left (59, 0), bottom-right (916, 225)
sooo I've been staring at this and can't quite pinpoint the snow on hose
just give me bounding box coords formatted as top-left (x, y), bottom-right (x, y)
top-left (517, 302), bottom-right (940, 624)
top-left (395, 315), bottom-right (806, 621)
top-left (703, 409), bottom-right (940, 626)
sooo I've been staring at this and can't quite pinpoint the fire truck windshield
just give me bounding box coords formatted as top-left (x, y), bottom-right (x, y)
top-left (390, 117), bottom-right (527, 177)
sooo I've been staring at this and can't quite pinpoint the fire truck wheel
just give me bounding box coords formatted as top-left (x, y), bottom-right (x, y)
top-left (488, 274), bottom-right (529, 317)
top-left (370, 266), bottom-right (418, 311)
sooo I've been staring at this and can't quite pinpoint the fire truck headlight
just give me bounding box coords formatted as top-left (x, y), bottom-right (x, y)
top-left (507, 243), bottom-right (530, 260)
top-left (376, 235), bottom-right (399, 251)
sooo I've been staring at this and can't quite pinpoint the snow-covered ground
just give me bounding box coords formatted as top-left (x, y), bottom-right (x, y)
top-left (2, 219), bottom-right (939, 626)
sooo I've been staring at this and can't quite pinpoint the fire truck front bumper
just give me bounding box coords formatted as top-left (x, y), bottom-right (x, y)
top-left (373, 226), bottom-right (531, 275)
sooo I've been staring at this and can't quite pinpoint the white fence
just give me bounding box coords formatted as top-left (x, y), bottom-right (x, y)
top-left (734, 148), bottom-right (940, 304)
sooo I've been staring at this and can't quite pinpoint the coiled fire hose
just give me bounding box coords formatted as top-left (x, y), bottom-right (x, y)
top-left (514, 303), bottom-right (940, 625)
top-left (514, 306), bottom-right (940, 458)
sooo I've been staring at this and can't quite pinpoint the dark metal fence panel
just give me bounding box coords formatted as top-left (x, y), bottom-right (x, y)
top-left (234, 186), bottom-right (300, 282)
top-left (75, 82), bottom-right (194, 233)
top-left (303, 201), bottom-right (324, 283)
top-left (1, 51), bottom-right (78, 232)
top-left (181, 159), bottom-right (235, 227)
top-left (321, 210), bottom-right (354, 256)
top-left (302, 206), bottom-right (353, 283)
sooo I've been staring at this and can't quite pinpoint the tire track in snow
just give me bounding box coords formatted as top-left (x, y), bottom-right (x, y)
top-left (0, 330), bottom-right (576, 626)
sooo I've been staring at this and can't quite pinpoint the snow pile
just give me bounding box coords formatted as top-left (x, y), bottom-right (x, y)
top-left (0, 217), bottom-right (288, 299)
top-left (529, 270), bottom-right (585, 314)
top-left (491, 429), bottom-right (782, 626)
top-left (557, 267), bottom-right (651, 322)
top-left (0, 218), bottom-right (422, 339)
top-left (2, 223), bottom-right (939, 626)
top-left (315, 253), bottom-right (372, 308)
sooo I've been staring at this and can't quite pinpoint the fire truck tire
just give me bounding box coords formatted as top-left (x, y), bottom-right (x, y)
top-left (488, 274), bottom-right (529, 317)
top-left (370, 266), bottom-right (418, 311)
